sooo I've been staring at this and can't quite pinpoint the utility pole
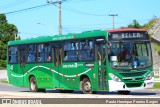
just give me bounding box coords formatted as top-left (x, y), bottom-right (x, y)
top-left (109, 14), bottom-right (118, 29)
top-left (47, 0), bottom-right (63, 35)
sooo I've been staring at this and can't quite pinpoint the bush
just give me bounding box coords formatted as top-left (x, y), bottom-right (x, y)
top-left (154, 43), bottom-right (160, 55)
top-left (154, 82), bottom-right (160, 89)
top-left (0, 60), bottom-right (6, 68)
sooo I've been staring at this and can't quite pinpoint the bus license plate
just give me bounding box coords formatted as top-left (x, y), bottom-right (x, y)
top-left (146, 82), bottom-right (153, 87)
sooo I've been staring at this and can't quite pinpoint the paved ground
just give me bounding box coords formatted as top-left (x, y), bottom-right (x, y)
top-left (1, 83), bottom-right (160, 97)
top-left (0, 70), bottom-right (7, 81)
top-left (0, 70), bottom-right (160, 107)
top-left (0, 85), bottom-right (160, 106)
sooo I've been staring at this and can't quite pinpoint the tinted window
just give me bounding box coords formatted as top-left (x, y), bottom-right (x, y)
top-left (27, 44), bottom-right (36, 63)
top-left (37, 43), bottom-right (51, 62)
top-left (8, 46), bottom-right (18, 63)
top-left (79, 39), bottom-right (94, 61)
top-left (64, 41), bottom-right (78, 61)
top-left (63, 39), bottom-right (94, 62)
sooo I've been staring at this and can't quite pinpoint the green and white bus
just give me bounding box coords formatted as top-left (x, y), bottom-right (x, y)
top-left (7, 28), bottom-right (154, 94)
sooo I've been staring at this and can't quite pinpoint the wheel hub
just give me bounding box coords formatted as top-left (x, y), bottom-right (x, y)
top-left (31, 80), bottom-right (36, 90)
top-left (84, 81), bottom-right (91, 92)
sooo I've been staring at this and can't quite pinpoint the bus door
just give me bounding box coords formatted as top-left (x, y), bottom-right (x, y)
top-left (96, 43), bottom-right (108, 90)
top-left (18, 46), bottom-right (26, 87)
top-left (53, 47), bottom-right (63, 89)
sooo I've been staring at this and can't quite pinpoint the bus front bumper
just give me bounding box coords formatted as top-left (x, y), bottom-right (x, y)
top-left (108, 78), bottom-right (154, 92)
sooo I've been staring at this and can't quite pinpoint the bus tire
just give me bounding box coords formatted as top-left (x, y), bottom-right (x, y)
top-left (92, 91), bottom-right (97, 94)
top-left (118, 91), bottom-right (130, 95)
top-left (82, 78), bottom-right (92, 94)
top-left (39, 89), bottom-right (46, 93)
top-left (29, 76), bottom-right (39, 92)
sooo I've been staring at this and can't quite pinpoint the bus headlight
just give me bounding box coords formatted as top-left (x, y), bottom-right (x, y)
top-left (109, 73), bottom-right (121, 82)
top-left (146, 72), bottom-right (154, 80)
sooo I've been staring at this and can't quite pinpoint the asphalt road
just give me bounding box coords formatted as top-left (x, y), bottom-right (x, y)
top-left (0, 83), bottom-right (29, 92)
top-left (0, 83), bottom-right (160, 107)
top-left (0, 83), bottom-right (160, 97)
top-left (1, 70), bottom-right (160, 104)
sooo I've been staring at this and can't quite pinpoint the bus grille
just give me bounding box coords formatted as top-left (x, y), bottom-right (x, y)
top-left (126, 83), bottom-right (142, 88)
top-left (120, 71), bottom-right (147, 77)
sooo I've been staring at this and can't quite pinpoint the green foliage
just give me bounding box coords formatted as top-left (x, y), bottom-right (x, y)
top-left (16, 36), bottom-right (21, 40)
top-left (0, 14), bottom-right (7, 24)
top-left (127, 18), bottom-right (156, 30)
top-left (128, 19), bottom-right (142, 28)
top-left (0, 60), bottom-right (6, 68)
top-left (154, 43), bottom-right (160, 55)
top-left (143, 19), bottom-right (156, 30)
top-left (154, 82), bottom-right (160, 89)
top-left (154, 76), bottom-right (160, 78)
top-left (0, 13), bottom-right (19, 68)
top-left (0, 80), bottom-right (8, 84)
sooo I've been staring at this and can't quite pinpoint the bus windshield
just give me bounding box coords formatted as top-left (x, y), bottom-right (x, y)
top-left (109, 41), bottom-right (152, 70)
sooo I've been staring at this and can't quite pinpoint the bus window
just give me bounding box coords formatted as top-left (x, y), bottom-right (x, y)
top-left (79, 39), bottom-right (94, 61)
top-left (80, 40), bottom-right (86, 49)
top-left (63, 41), bottom-right (78, 61)
top-left (64, 51), bottom-right (69, 61)
top-left (64, 41), bottom-right (78, 51)
top-left (44, 43), bottom-right (51, 62)
top-left (37, 44), bottom-right (44, 62)
top-left (37, 43), bottom-right (51, 62)
top-left (27, 44), bottom-right (36, 63)
top-left (68, 51), bottom-right (78, 61)
top-left (9, 47), bottom-right (18, 63)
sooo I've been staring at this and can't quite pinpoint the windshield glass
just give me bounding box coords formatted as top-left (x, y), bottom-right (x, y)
top-left (109, 41), bottom-right (152, 70)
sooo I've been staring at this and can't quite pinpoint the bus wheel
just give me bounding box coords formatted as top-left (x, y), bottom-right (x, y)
top-left (82, 78), bottom-right (92, 94)
top-left (92, 91), bottom-right (97, 94)
top-left (39, 89), bottom-right (46, 93)
top-left (29, 76), bottom-right (39, 92)
top-left (118, 91), bottom-right (130, 95)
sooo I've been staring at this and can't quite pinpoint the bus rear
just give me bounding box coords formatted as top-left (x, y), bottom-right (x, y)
top-left (107, 28), bottom-right (154, 94)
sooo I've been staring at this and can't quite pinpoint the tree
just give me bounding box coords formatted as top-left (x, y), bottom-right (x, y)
top-left (0, 14), bottom-right (19, 68)
top-left (128, 19), bottom-right (142, 28)
top-left (143, 18), bottom-right (156, 30)
top-left (0, 14), bottom-right (7, 25)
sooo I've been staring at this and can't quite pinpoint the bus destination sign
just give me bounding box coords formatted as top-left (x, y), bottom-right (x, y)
top-left (109, 32), bottom-right (148, 40)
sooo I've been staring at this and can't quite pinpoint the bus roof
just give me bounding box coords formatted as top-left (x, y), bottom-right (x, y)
top-left (8, 30), bottom-right (107, 46)
top-left (108, 28), bottom-right (147, 33)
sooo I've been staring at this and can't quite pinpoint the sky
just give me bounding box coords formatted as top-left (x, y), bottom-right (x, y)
top-left (0, 0), bottom-right (160, 39)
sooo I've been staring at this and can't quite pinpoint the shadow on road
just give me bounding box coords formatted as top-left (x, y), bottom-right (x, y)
top-left (129, 92), bottom-right (157, 96)
top-left (94, 91), bottom-right (157, 96)
top-left (19, 90), bottom-right (158, 96)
